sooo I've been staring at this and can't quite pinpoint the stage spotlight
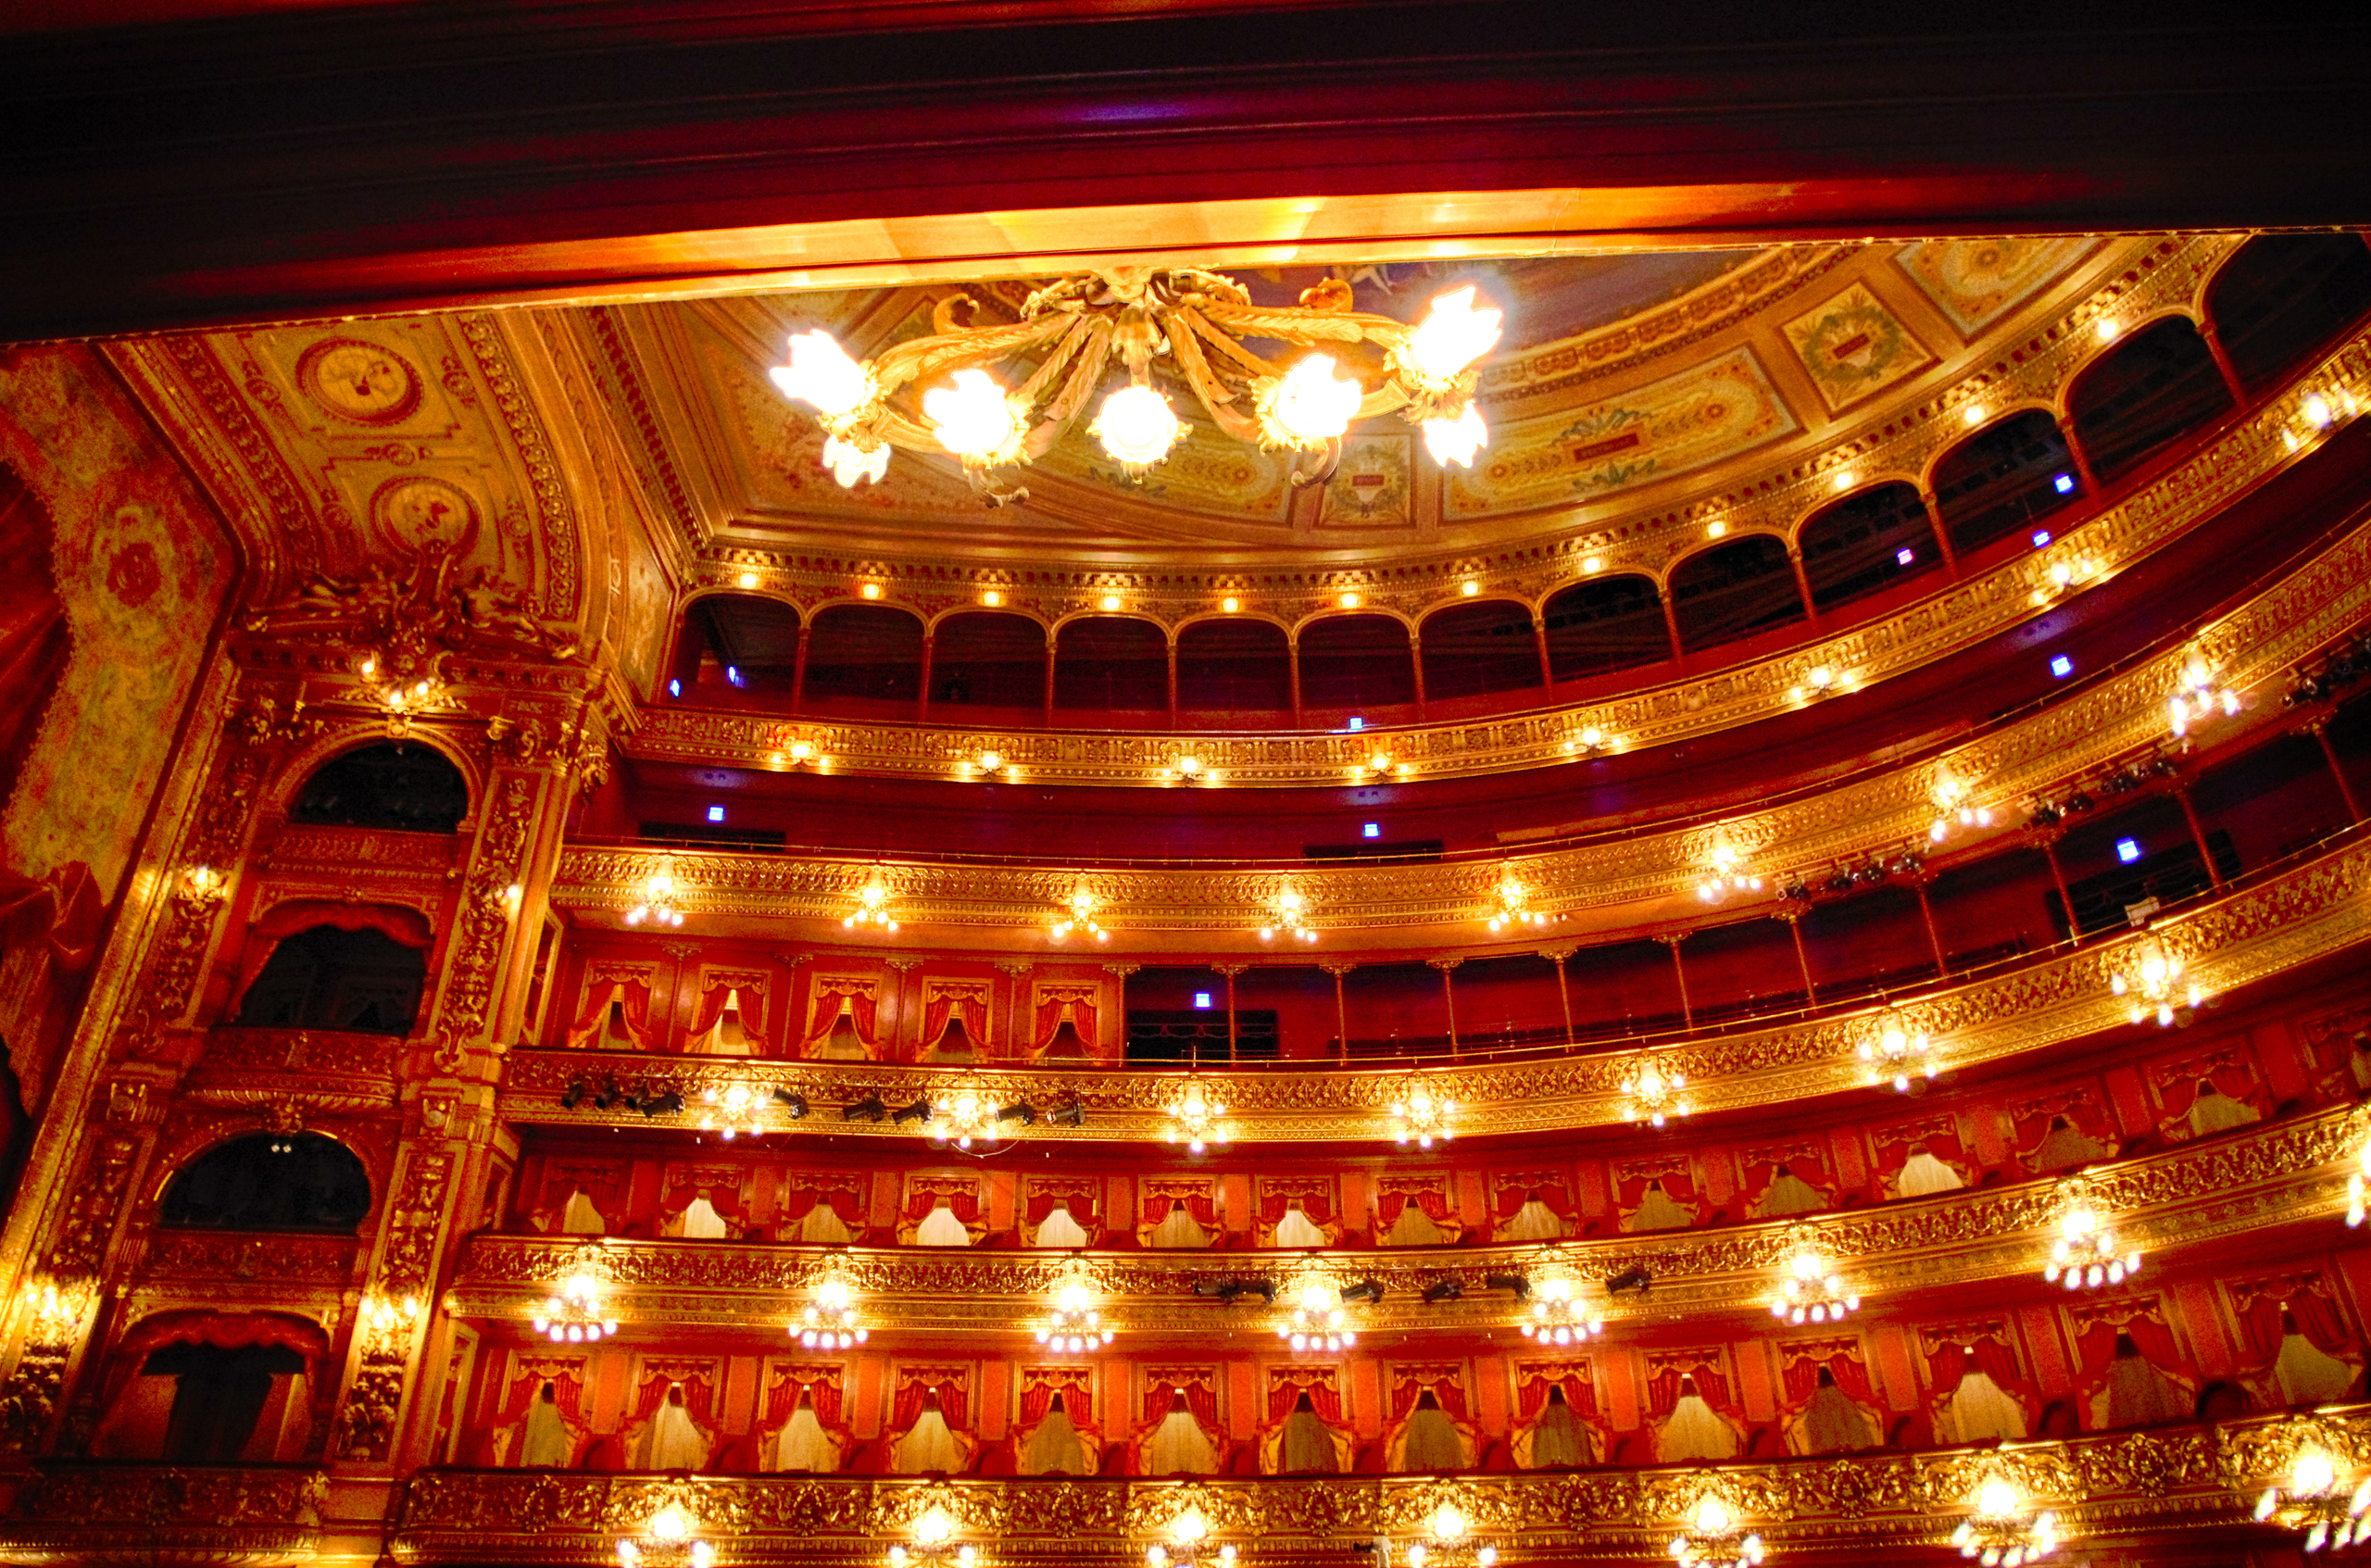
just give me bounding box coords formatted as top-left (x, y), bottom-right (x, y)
top-left (1606, 1265), bottom-right (1652, 1295)
top-left (593, 1084), bottom-right (625, 1110)
top-left (1339, 1278), bottom-right (1385, 1305)
top-left (1242, 1277), bottom-right (1276, 1304)
top-left (643, 1090), bottom-right (685, 1117)
top-left (1421, 1277), bottom-right (1463, 1305)
top-left (772, 1089), bottom-right (809, 1119)
top-left (1048, 1098), bottom-right (1085, 1127)
top-left (1484, 1272), bottom-right (1531, 1299)
top-left (891, 1098), bottom-right (935, 1125)
top-left (842, 1095), bottom-right (886, 1123)
top-left (559, 1081), bottom-right (588, 1110)
top-left (995, 1101), bottom-right (1036, 1125)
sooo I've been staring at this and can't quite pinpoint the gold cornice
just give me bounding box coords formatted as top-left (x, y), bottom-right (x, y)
top-left (386, 1410), bottom-right (2369, 1562)
top-left (520, 834), bottom-right (2371, 1139)
top-left (451, 1102), bottom-right (2360, 1330)
top-left (647, 299), bottom-right (2365, 795)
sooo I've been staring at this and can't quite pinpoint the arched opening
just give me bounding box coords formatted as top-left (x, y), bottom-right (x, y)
top-left (235, 921), bottom-right (428, 1035)
top-left (930, 611), bottom-right (1047, 711)
top-left (1798, 483), bottom-right (1943, 615)
top-left (1419, 598), bottom-right (1544, 701)
top-left (800, 603), bottom-right (924, 709)
top-left (1669, 535), bottom-right (1804, 655)
top-left (289, 741), bottom-right (468, 833)
top-left (2205, 232), bottom-right (2371, 395)
top-left (161, 1132), bottom-right (371, 1232)
top-left (93, 1312), bottom-right (328, 1463)
top-left (1298, 614), bottom-right (1416, 712)
top-left (1541, 575), bottom-right (1669, 682)
top-left (1052, 616), bottom-right (1169, 714)
top-left (1176, 619), bottom-right (1292, 716)
top-left (678, 594), bottom-right (800, 696)
top-left (1931, 409), bottom-right (2084, 558)
top-left (2068, 316), bottom-right (2236, 484)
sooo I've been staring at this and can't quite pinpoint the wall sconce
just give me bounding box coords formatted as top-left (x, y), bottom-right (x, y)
top-left (1696, 844), bottom-right (1763, 902)
top-left (1668, 1492), bottom-right (1763, 1568)
top-left (1519, 1274), bottom-right (1603, 1346)
top-left (1856, 1006), bottom-right (1937, 1092)
top-left (887, 1505), bottom-right (978, 1568)
top-left (533, 1273), bottom-right (616, 1344)
top-left (1485, 868), bottom-right (1549, 932)
top-left (767, 736), bottom-right (831, 771)
top-left (1559, 726), bottom-right (1612, 758)
top-left (2108, 934), bottom-right (2202, 1027)
top-left (1035, 1282), bottom-right (1116, 1354)
top-left (1786, 664), bottom-right (1846, 704)
top-left (696, 1084), bottom-right (763, 1140)
top-left (1145, 1507), bottom-right (1236, 1568)
top-left (1928, 775), bottom-right (1994, 843)
top-left (1772, 1233), bottom-right (1859, 1325)
top-left (616, 1505), bottom-right (712, 1568)
top-left (2044, 1186), bottom-right (2141, 1292)
top-left (1279, 1278), bottom-right (1355, 1352)
top-left (1160, 754), bottom-right (1223, 784)
top-left (956, 748), bottom-right (1017, 781)
top-left (2166, 653), bottom-right (2240, 739)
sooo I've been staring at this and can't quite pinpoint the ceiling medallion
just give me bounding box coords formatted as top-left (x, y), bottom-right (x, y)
top-left (769, 269), bottom-right (1501, 505)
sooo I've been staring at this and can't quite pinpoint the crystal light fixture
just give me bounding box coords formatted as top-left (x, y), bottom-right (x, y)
top-left (623, 862), bottom-right (685, 927)
top-left (1145, 1508), bottom-right (1236, 1568)
top-left (1034, 1282), bottom-right (1117, 1354)
top-left (2044, 1197), bottom-right (2142, 1292)
top-left (769, 270), bottom-right (1501, 503)
top-left (1280, 1280), bottom-right (1356, 1353)
top-left (1928, 774), bottom-right (1995, 843)
top-left (1620, 1057), bottom-right (1689, 1128)
top-left (2166, 653), bottom-right (2241, 739)
top-left (1772, 1236), bottom-right (1859, 1325)
top-left (615, 1505), bottom-right (713, 1568)
top-left (1485, 868), bottom-right (1549, 932)
top-left (1856, 1007), bottom-right (1938, 1092)
top-left (2255, 1449), bottom-right (2371, 1552)
top-left (696, 1084), bottom-right (763, 1140)
top-left (845, 872), bottom-right (899, 932)
top-left (1389, 1085), bottom-right (1456, 1148)
top-left (1164, 1083), bottom-right (1230, 1154)
top-left (956, 748), bottom-right (1016, 781)
top-left (796, 1279), bottom-right (869, 1349)
top-left (1519, 1274), bottom-right (1604, 1346)
top-left (931, 1090), bottom-right (994, 1151)
top-left (2108, 935), bottom-right (2202, 1026)
top-left (2347, 1135), bottom-right (2371, 1227)
top-left (1668, 1494), bottom-right (1764, 1568)
top-left (888, 1506), bottom-right (979, 1568)
top-left (1696, 844), bottom-right (1763, 902)
top-left (1258, 884), bottom-right (1319, 943)
top-left (532, 1273), bottom-right (617, 1345)
top-left (1951, 1476), bottom-right (2060, 1566)
top-left (1160, 753), bottom-right (1223, 785)
top-left (1049, 882), bottom-right (1109, 942)
top-left (1402, 1504), bottom-right (1499, 1568)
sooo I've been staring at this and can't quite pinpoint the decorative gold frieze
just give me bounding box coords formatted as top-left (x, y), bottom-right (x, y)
top-left (0, 1463), bottom-right (327, 1567)
top-left (388, 1408), bottom-right (2366, 1563)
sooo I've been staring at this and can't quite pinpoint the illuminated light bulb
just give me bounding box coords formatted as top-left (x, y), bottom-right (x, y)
top-left (1260, 355), bottom-right (1362, 446)
top-left (1706, 520), bottom-right (1728, 538)
top-left (1100, 595), bottom-right (1123, 612)
top-left (1221, 596), bottom-right (1241, 613)
top-left (821, 433), bottom-right (889, 487)
top-left (738, 571), bottom-right (760, 590)
top-left (1339, 591), bottom-right (1362, 609)
top-left (923, 368), bottom-right (1023, 463)
top-left (1422, 402), bottom-right (1488, 468)
top-left (1583, 556), bottom-right (1602, 572)
top-left (1461, 579), bottom-right (1481, 596)
top-left (1093, 383), bottom-right (1186, 467)
top-left (2304, 393), bottom-right (2335, 430)
top-left (982, 589), bottom-right (1003, 606)
top-left (860, 583), bottom-right (882, 599)
top-left (1963, 403), bottom-right (1988, 427)
top-left (1406, 286), bottom-right (1504, 384)
top-left (2096, 318), bottom-right (2119, 342)
top-left (769, 331), bottom-right (873, 419)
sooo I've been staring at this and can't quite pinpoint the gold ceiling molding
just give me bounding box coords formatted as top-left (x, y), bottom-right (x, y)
top-left (384, 1411), bottom-right (2367, 1562)
top-left (581, 508), bottom-right (2371, 940)
top-left (644, 314), bottom-right (2365, 796)
top-left (453, 1104), bottom-right (2358, 1329)
top-left (682, 234), bottom-right (2201, 609)
top-left (526, 834), bottom-right (2371, 1138)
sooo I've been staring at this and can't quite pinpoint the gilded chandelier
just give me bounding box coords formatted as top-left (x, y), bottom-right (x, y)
top-left (1952, 1476), bottom-right (2059, 1567)
top-left (2256, 1449), bottom-right (2371, 1552)
top-left (769, 269), bottom-right (1501, 504)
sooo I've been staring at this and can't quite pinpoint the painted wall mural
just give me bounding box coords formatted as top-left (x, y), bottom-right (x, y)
top-left (1894, 236), bottom-right (2102, 337)
top-left (1781, 282), bottom-right (1936, 413)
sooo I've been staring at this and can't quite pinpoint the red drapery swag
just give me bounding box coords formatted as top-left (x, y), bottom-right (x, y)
top-left (497, 1358), bottom-right (589, 1423)
top-left (661, 1165), bottom-right (749, 1223)
top-left (1644, 1354), bottom-right (1738, 1422)
top-left (1020, 1367), bottom-right (1094, 1428)
top-left (119, 1310), bottom-right (328, 1366)
top-left (922, 985), bottom-right (991, 1049)
top-left (1374, 1180), bottom-right (1455, 1234)
top-left (632, 1366), bottom-right (719, 1423)
top-left (1513, 1362), bottom-right (1597, 1421)
top-left (1023, 1179), bottom-right (1099, 1229)
top-left (1388, 1366), bottom-right (1469, 1422)
top-left (1615, 1158), bottom-right (1700, 1210)
top-left (1257, 1181), bottom-right (1335, 1227)
top-left (1923, 1325), bottom-right (2030, 1403)
top-left (763, 1363), bottom-right (846, 1426)
top-left (1872, 1114), bottom-right (1968, 1171)
top-left (1033, 990), bottom-right (1098, 1052)
top-left (781, 1178), bottom-right (867, 1226)
top-left (1265, 1369), bottom-right (1344, 1425)
top-left (1139, 1183), bottom-right (1220, 1229)
top-left (903, 1178), bottom-right (982, 1224)
top-left (1493, 1173), bottom-right (1574, 1219)
top-left (690, 974), bottom-right (767, 1047)
top-left (2069, 1300), bottom-right (2187, 1376)
top-left (2010, 1090), bottom-right (2114, 1150)
top-left (1145, 1369), bottom-right (1221, 1431)
top-left (2151, 1047), bottom-right (2261, 1110)
top-left (1742, 1141), bottom-right (1829, 1191)
top-left (234, 899), bottom-right (435, 1001)
top-left (2233, 1273), bottom-right (2357, 1360)
top-left (893, 1370), bottom-right (970, 1431)
top-left (540, 1161), bottom-right (627, 1221)
top-left (806, 981), bottom-right (878, 1043)
top-left (569, 975), bottom-right (653, 1048)
top-left (1777, 1341), bottom-right (1878, 1408)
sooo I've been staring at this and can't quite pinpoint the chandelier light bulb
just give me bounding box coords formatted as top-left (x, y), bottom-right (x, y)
top-left (1261, 355), bottom-right (1362, 447)
top-left (821, 433), bottom-right (890, 487)
top-left (771, 331), bottom-right (875, 419)
top-left (1405, 286), bottom-right (1504, 385)
top-left (1422, 402), bottom-right (1489, 468)
top-left (1093, 383), bottom-right (1186, 468)
top-left (924, 369), bottom-right (1024, 463)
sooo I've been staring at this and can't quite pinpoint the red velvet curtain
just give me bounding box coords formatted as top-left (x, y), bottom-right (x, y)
top-left (1388, 1371), bottom-right (1467, 1421)
top-left (1147, 1372), bottom-right (1220, 1430)
top-left (1746, 1146), bottom-right (1825, 1190)
top-left (1496, 1177), bottom-right (1572, 1219)
top-left (690, 978), bottom-right (766, 1046)
top-left (807, 985), bottom-right (876, 1042)
top-left (498, 1362), bottom-right (587, 1423)
top-left (1267, 1373), bottom-right (1342, 1424)
top-left (236, 900), bottom-right (436, 1001)
top-left (1374, 1185), bottom-right (1453, 1232)
top-left (904, 1182), bottom-right (981, 1224)
top-left (662, 1171), bottom-right (747, 1223)
top-left (1020, 1370), bottom-right (1092, 1427)
top-left (1875, 1118), bottom-right (1966, 1169)
top-left (0, 469), bottom-right (68, 806)
top-left (1778, 1346), bottom-right (1876, 1407)
top-left (118, 1310), bottom-right (328, 1365)
top-left (1259, 1185), bottom-right (1332, 1226)
top-left (571, 979), bottom-right (652, 1047)
top-left (2072, 1307), bottom-right (2184, 1375)
top-left (1645, 1360), bottom-right (1736, 1421)
top-left (634, 1371), bottom-right (717, 1423)
top-left (2238, 1283), bottom-right (2355, 1359)
top-left (1033, 994), bottom-right (1098, 1049)
top-left (1025, 1183), bottom-right (1098, 1228)
top-left (781, 1180), bottom-right (865, 1226)
top-left (1513, 1366), bottom-right (1596, 1421)
top-left (764, 1367), bottom-right (844, 1426)
top-left (1140, 1185), bottom-right (1219, 1228)
top-left (1926, 1330), bottom-right (2026, 1398)
top-left (922, 989), bottom-right (989, 1049)
top-left (542, 1163), bottom-right (627, 1218)
top-left (893, 1373), bottom-right (968, 1431)
top-left (1620, 1165), bottom-right (1699, 1209)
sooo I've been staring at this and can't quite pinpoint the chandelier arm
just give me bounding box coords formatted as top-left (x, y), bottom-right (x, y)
top-left (1030, 316), bottom-right (1119, 427)
top-left (1173, 307), bottom-right (1288, 384)
top-left (867, 315), bottom-right (1075, 396)
top-left (1165, 319), bottom-right (1267, 445)
top-left (866, 408), bottom-right (943, 452)
top-left (1193, 301), bottom-right (1403, 345)
top-left (1010, 315), bottom-right (1105, 409)
top-left (1356, 383), bottom-right (1411, 420)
